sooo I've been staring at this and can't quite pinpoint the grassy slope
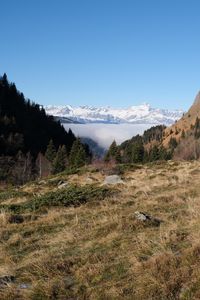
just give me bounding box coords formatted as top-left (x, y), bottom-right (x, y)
top-left (163, 93), bottom-right (200, 147)
top-left (0, 162), bottom-right (200, 299)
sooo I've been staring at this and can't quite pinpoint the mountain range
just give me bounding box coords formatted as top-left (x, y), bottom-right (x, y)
top-left (45, 103), bottom-right (183, 125)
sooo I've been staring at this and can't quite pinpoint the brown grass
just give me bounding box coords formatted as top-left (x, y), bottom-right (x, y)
top-left (0, 161), bottom-right (200, 298)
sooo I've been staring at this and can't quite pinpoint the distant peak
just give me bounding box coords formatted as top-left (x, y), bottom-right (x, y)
top-left (129, 103), bottom-right (150, 110)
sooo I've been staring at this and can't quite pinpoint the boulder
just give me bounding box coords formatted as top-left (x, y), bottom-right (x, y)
top-left (57, 181), bottom-right (68, 189)
top-left (134, 211), bottom-right (162, 226)
top-left (103, 175), bottom-right (124, 185)
top-left (85, 177), bottom-right (94, 184)
top-left (19, 283), bottom-right (32, 289)
top-left (38, 180), bottom-right (46, 185)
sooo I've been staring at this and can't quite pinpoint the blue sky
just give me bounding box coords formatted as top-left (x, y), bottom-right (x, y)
top-left (1, 0), bottom-right (200, 110)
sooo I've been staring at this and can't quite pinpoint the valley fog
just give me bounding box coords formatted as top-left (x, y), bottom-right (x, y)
top-left (63, 123), bottom-right (155, 148)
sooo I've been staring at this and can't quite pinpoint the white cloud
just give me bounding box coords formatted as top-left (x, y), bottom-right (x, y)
top-left (63, 123), bottom-right (154, 148)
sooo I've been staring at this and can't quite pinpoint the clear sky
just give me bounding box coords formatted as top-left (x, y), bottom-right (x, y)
top-left (1, 0), bottom-right (200, 110)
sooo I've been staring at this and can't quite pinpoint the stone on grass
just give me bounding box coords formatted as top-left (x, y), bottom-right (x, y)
top-left (134, 211), bottom-right (162, 227)
top-left (57, 181), bottom-right (68, 189)
top-left (19, 283), bottom-right (32, 289)
top-left (103, 175), bottom-right (124, 185)
top-left (38, 180), bottom-right (46, 185)
top-left (85, 177), bottom-right (94, 184)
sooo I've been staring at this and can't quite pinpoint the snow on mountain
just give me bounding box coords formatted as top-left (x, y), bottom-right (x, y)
top-left (45, 103), bottom-right (183, 125)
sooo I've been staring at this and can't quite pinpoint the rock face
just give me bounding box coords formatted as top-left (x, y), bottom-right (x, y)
top-left (134, 211), bottom-right (162, 227)
top-left (103, 175), bottom-right (124, 185)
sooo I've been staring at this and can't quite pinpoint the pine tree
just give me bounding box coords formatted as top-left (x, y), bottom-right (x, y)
top-left (76, 144), bottom-right (86, 167)
top-left (149, 145), bottom-right (160, 161)
top-left (45, 139), bottom-right (56, 162)
top-left (69, 138), bottom-right (86, 168)
top-left (109, 140), bottom-right (117, 157)
top-left (52, 145), bottom-right (67, 174)
top-left (159, 146), bottom-right (171, 160)
top-left (115, 148), bottom-right (122, 163)
top-left (104, 140), bottom-right (118, 162)
top-left (123, 143), bottom-right (133, 163)
top-left (69, 140), bottom-right (78, 166)
top-left (1, 73), bottom-right (8, 87)
top-left (194, 117), bottom-right (200, 138)
top-left (181, 130), bottom-right (185, 139)
top-left (169, 137), bottom-right (178, 150)
top-left (131, 141), bottom-right (144, 163)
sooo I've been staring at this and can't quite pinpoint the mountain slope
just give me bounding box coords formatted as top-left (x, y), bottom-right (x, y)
top-left (45, 103), bottom-right (183, 125)
top-left (109, 91), bottom-right (200, 163)
top-left (163, 91), bottom-right (200, 147)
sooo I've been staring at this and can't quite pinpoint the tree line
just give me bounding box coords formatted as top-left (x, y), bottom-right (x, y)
top-left (104, 126), bottom-right (173, 164)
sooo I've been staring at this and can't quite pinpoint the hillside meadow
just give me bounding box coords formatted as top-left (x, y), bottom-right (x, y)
top-left (0, 161), bottom-right (200, 299)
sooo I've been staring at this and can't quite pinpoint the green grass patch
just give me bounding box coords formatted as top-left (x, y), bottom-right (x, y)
top-left (0, 190), bottom-right (30, 202)
top-left (0, 184), bottom-right (115, 213)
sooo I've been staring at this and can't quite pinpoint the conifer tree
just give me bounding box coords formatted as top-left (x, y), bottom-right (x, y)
top-left (69, 140), bottom-right (78, 166)
top-left (169, 137), bottom-right (178, 150)
top-left (115, 148), bottom-right (122, 163)
top-left (52, 145), bottom-right (67, 174)
top-left (131, 141), bottom-right (144, 163)
top-left (109, 140), bottom-right (118, 157)
top-left (149, 145), bottom-right (160, 161)
top-left (194, 117), bottom-right (200, 138)
top-left (45, 139), bottom-right (56, 162)
top-left (69, 138), bottom-right (86, 168)
top-left (104, 151), bottom-right (110, 162)
top-left (76, 144), bottom-right (86, 167)
top-left (104, 140), bottom-right (118, 162)
top-left (181, 130), bottom-right (186, 139)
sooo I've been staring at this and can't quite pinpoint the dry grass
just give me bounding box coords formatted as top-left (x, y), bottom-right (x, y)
top-left (0, 161), bottom-right (200, 299)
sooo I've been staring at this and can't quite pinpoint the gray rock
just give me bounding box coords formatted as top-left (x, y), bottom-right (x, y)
top-left (135, 211), bottom-right (148, 221)
top-left (134, 211), bottom-right (162, 226)
top-left (57, 181), bottom-right (68, 189)
top-left (38, 180), bottom-right (46, 185)
top-left (19, 283), bottom-right (32, 289)
top-left (85, 177), bottom-right (94, 184)
top-left (103, 175), bottom-right (124, 185)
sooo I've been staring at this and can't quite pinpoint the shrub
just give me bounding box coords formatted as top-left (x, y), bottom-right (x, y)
top-left (0, 185), bottom-right (115, 212)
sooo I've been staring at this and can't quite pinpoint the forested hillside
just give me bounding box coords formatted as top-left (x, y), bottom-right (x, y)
top-left (0, 74), bottom-right (91, 183)
top-left (105, 92), bottom-right (200, 163)
top-left (0, 74), bottom-right (77, 156)
top-left (105, 125), bottom-right (172, 164)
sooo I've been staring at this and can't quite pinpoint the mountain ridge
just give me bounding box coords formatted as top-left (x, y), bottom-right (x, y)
top-left (45, 103), bottom-right (183, 125)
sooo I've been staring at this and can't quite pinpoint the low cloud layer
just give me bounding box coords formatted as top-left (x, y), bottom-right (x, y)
top-left (63, 123), bottom-right (154, 149)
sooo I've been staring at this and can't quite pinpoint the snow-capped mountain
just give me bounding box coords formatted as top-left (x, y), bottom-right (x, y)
top-left (45, 103), bottom-right (183, 125)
